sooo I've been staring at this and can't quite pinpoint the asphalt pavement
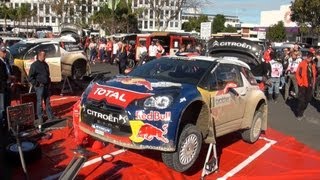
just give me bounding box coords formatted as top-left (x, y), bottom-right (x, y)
top-left (89, 62), bottom-right (320, 150)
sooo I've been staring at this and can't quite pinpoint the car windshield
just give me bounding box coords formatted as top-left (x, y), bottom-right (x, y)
top-left (128, 57), bottom-right (215, 85)
top-left (9, 41), bottom-right (35, 58)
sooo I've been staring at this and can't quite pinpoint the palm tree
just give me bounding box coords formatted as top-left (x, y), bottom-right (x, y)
top-left (9, 8), bottom-right (18, 27)
top-left (0, 3), bottom-right (12, 31)
top-left (16, 3), bottom-right (30, 35)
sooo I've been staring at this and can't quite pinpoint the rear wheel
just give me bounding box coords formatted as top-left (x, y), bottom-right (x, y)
top-left (72, 60), bottom-right (87, 80)
top-left (241, 110), bottom-right (263, 143)
top-left (162, 124), bottom-right (202, 172)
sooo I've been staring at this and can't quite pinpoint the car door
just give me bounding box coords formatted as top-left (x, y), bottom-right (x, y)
top-left (23, 43), bottom-right (62, 82)
top-left (210, 64), bottom-right (247, 134)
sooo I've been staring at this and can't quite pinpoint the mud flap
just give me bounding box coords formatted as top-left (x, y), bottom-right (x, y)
top-left (201, 143), bottom-right (218, 179)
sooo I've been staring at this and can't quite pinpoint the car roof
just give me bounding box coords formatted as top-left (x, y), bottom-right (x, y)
top-left (169, 55), bottom-right (251, 70)
top-left (21, 36), bottom-right (76, 44)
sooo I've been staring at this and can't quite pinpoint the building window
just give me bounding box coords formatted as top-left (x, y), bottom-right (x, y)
top-left (138, 20), bottom-right (142, 29)
top-left (14, 3), bottom-right (18, 8)
top-left (52, 17), bottom-right (56, 23)
top-left (170, 21), bottom-right (173, 27)
top-left (134, 0), bottom-right (137, 7)
top-left (175, 22), bottom-right (178, 28)
top-left (46, 17), bottom-right (50, 23)
top-left (39, 17), bottom-right (43, 23)
top-left (144, 10), bottom-right (148, 17)
top-left (170, 0), bottom-right (174, 6)
top-left (139, 0), bottom-right (143, 4)
top-left (160, 21), bottom-right (163, 27)
top-left (149, 21), bottom-right (153, 28)
top-left (45, 5), bottom-right (50, 14)
top-left (93, 6), bottom-right (97, 11)
top-left (144, 21), bottom-right (148, 29)
top-left (39, 3), bottom-right (43, 11)
top-left (150, 10), bottom-right (153, 19)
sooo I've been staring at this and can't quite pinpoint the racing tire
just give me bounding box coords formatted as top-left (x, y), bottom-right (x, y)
top-left (161, 124), bottom-right (202, 172)
top-left (5, 140), bottom-right (42, 165)
top-left (72, 60), bottom-right (87, 80)
top-left (241, 110), bottom-right (263, 143)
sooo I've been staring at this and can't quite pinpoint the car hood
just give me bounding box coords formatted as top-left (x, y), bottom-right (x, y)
top-left (82, 75), bottom-right (198, 108)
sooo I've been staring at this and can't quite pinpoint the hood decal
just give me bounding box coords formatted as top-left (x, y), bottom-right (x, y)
top-left (87, 83), bottom-right (153, 108)
top-left (114, 77), bottom-right (153, 90)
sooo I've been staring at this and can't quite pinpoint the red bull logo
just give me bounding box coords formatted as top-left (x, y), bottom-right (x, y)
top-left (135, 110), bottom-right (171, 121)
top-left (116, 77), bottom-right (153, 90)
top-left (87, 84), bottom-right (152, 108)
top-left (137, 124), bottom-right (168, 143)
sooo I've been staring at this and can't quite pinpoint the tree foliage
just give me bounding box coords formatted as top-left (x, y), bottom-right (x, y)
top-left (290, 0), bottom-right (320, 34)
top-left (266, 21), bottom-right (286, 42)
top-left (211, 14), bottom-right (226, 34)
top-left (91, 0), bottom-right (139, 34)
top-left (147, 0), bottom-right (208, 31)
top-left (182, 15), bottom-right (209, 32)
top-left (224, 24), bottom-right (237, 33)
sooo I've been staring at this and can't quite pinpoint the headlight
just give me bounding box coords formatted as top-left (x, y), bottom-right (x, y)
top-left (143, 95), bottom-right (173, 109)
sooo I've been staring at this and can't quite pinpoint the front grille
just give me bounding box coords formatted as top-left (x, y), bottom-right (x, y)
top-left (81, 101), bottom-right (131, 136)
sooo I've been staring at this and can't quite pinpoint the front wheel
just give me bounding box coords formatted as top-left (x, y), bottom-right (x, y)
top-left (241, 110), bottom-right (263, 143)
top-left (161, 124), bottom-right (202, 172)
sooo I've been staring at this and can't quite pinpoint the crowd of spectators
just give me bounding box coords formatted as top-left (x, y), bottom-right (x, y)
top-left (262, 43), bottom-right (319, 120)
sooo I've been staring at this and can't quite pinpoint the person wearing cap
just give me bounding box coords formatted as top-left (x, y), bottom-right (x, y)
top-left (295, 49), bottom-right (317, 121)
top-left (0, 45), bottom-right (9, 128)
top-left (28, 50), bottom-right (56, 131)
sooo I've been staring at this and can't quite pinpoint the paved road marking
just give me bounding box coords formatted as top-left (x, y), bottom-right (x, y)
top-left (44, 149), bottom-right (127, 180)
top-left (217, 137), bottom-right (277, 180)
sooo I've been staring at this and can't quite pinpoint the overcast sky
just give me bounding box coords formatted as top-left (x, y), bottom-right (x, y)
top-left (202, 0), bottom-right (292, 24)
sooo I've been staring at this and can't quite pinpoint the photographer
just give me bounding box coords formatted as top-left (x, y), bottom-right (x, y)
top-left (28, 50), bottom-right (55, 131)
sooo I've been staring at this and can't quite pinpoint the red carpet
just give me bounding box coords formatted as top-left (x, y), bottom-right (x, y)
top-left (7, 95), bottom-right (320, 180)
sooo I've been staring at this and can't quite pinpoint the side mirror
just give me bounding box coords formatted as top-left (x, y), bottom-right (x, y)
top-left (224, 82), bottom-right (239, 96)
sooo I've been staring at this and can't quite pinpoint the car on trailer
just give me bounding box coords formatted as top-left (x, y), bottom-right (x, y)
top-left (8, 36), bottom-right (90, 84)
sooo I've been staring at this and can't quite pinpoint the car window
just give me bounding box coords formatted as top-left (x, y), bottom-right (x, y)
top-left (129, 57), bottom-right (214, 85)
top-left (24, 44), bottom-right (59, 59)
top-left (240, 66), bottom-right (258, 85)
top-left (215, 64), bottom-right (243, 89)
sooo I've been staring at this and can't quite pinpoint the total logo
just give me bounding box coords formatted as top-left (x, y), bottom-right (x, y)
top-left (135, 110), bottom-right (171, 121)
top-left (93, 87), bottom-right (126, 102)
top-left (87, 84), bottom-right (153, 108)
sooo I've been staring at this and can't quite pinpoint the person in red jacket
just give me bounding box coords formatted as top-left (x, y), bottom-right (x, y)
top-left (295, 49), bottom-right (317, 121)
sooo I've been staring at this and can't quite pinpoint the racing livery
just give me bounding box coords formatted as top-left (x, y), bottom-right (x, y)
top-left (75, 56), bottom-right (268, 172)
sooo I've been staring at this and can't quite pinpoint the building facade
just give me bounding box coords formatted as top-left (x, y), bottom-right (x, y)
top-left (181, 12), bottom-right (240, 28)
top-left (1, 0), bottom-right (107, 33)
top-left (131, 0), bottom-right (182, 32)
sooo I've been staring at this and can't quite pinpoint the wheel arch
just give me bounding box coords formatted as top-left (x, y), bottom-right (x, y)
top-left (175, 99), bottom-right (211, 144)
top-left (241, 98), bottom-right (268, 131)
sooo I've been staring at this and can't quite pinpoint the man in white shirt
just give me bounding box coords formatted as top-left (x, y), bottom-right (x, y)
top-left (148, 41), bottom-right (157, 60)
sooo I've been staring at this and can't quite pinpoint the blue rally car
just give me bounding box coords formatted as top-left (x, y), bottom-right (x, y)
top-left (77, 56), bottom-right (268, 172)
